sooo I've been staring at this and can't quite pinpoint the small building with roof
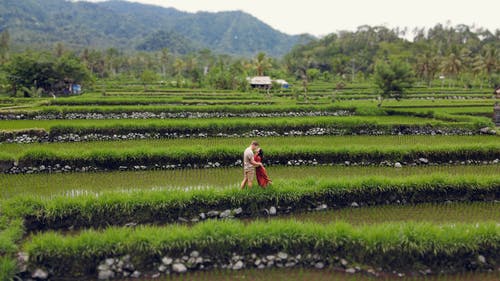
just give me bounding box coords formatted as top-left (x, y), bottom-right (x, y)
top-left (248, 76), bottom-right (272, 89)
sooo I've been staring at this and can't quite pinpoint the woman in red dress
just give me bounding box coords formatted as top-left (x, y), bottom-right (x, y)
top-left (254, 148), bottom-right (272, 188)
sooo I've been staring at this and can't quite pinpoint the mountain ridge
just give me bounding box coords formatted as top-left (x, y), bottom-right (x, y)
top-left (0, 0), bottom-right (313, 56)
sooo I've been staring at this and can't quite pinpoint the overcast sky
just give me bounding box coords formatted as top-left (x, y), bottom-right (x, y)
top-left (87, 0), bottom-right (499, 36)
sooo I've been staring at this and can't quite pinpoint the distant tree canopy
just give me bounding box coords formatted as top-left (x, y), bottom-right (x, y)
top-left (0, 22), bottom-right (499, 96)
top-left (285, 24), bottom-right (499, 88)
top-left (4, 52), bottom-right (92, 97)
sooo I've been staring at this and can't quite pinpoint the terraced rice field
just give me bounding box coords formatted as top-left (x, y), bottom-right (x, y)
top-left (2, 165), bottom-right (500, 199)
top-left (0, 87), bottom-right (499, 281)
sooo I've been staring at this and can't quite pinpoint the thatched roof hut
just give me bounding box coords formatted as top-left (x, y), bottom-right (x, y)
top-left (248, 76), bottom-right (272, 89)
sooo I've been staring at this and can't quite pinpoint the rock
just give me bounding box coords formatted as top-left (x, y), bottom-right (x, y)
top-left (162, 257), bottom-right (173, 265)
top-left (199, 213), bottom-right (206, 220)
top-left (269, 206), bottom-right (277, 216)
top-left (232, 260), bottom-right (244, 270)
top-left (98, 269), bottom-right (115, 280)
top-left (105, 258), bottom-right (115, 266)
top-left (340, 258), bottom-right (348, 266)
top-left (158, 265), bottom-right (168, 272)
top-left (16, 252), bottom-right (29, 272)
top-left (418, 158), bottom-right (429, 164)
top-left (277, 252), bottom-right (288, 260)
top-left (346, 268), bottom-right (356, 274)
top-left (314, 262), bottom-right (325, 269)
top-left (478, 255), bottom-right (486, 264)
top-left (130, 271), bottom-right (141, 278)
top-left (220, 209), bottom-right (231, 218)
top-left (172, 263), bottom-right (187, 273)
top-left (151, 273), bottom-right (161, 278)
top-left (178, 217), bottom-right (189, 222)
top-left (190, 251), bottom-right (200, 258)
top-left (350, 202), bottom-right (359, 208)
top-left (315, 204), bottom-right (327, 211)
top-left (233, 207), bottom-right (243, 216)
top-left (480, 127), bottom-right (491, 134)
top-left (32, 268), bottom-right (49, 280)
top-left (207, 211), bottom-right (219, 218)
top-left (97, 264), bottom-right (110, 271)
top-left (394, 162), bottom-right (402, 168)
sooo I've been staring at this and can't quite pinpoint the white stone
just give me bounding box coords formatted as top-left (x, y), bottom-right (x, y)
top-left (190, 251), bottom-right (200, 258)
top-left (162, 257), bottom-right (173, 265)
top-left (97, 269), bottom-right (114, 280)
top-left (277, 252), bottom-right (288, 260)
top-left (172, 263), bottom-right (187, 273)
top-left (130, 270), bottom-right (141, 278)
top-left (314, 262), bottom-right (325, 269)
top-left (32, 268), bottom-right (49, 280)
top-left (158, 265), bottom-right (168, 272)
top-left (232, 260), bottom-right (244, 270)
top-left (346, 268), bottom-right (356, 274)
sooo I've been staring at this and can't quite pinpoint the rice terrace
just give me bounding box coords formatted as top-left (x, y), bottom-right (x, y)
top-left (0, 1), bottom-right (500, 281)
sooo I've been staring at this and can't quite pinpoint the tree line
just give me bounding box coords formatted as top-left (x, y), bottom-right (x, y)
top-left (0, 23), bottom-right (499, 97)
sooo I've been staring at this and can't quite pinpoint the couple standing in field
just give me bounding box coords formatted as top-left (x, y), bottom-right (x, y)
top-left (240, 141), bottom-right (272, 189)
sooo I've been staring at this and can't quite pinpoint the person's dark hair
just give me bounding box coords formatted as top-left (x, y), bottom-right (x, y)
top-left (258, 148), bottom-right (264, 158)
top-left (251, 140), bottom-right (259, 146)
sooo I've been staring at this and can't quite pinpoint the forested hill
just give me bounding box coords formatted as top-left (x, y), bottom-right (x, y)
top-left (0, 0), bottom-right (311, 56)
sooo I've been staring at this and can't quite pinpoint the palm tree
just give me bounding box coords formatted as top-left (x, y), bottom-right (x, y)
top-left (482, 46), bottom-right (498, 76)
top-left (441, 53), bottom-right (462, 87)
top-left (472, 55), bottom-right (486, 88)
top-left (253, 52), bottom-right (271, 76)
top-left (173, 59), bottom-right (185, 88)
top-left (415, 52), bottom-right (440, 87)
top-left (160, 48), bottom-right (169, 79)
top-left (21, 86), bottom-right (44, 98)
top-left (174, 59), bottom-right (185, 77)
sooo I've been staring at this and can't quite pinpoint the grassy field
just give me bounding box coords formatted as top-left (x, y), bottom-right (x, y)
top-left (1, 85), bottom-right (499, 280)
top-left (0, 115), bottom-right (460, 131)
top-left (3, 135), bottom-right (499, 157)
top-left (2, 165), bottom-right (499, 199)
top-left (23, 220), bottom-right (500, 277)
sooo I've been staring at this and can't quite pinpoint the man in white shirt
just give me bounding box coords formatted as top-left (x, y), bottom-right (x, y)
top-left (240, 140), bottom-right (263, 189)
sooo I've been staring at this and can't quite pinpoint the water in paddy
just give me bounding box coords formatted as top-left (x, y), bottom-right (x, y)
top-left (109, 269), bottom-right (499, 281)
top-left (251, 202), bottom-right (500, 225)
top-left (2, 165), bottom-right (500, 199)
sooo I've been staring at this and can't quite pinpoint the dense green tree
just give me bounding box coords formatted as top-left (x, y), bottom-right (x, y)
top-left (4, 52), bottom-right (92, 97)
top-left (374, 59), bottom-right (415, 106)
top-left (139, 70), bottom-right (157, 91)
